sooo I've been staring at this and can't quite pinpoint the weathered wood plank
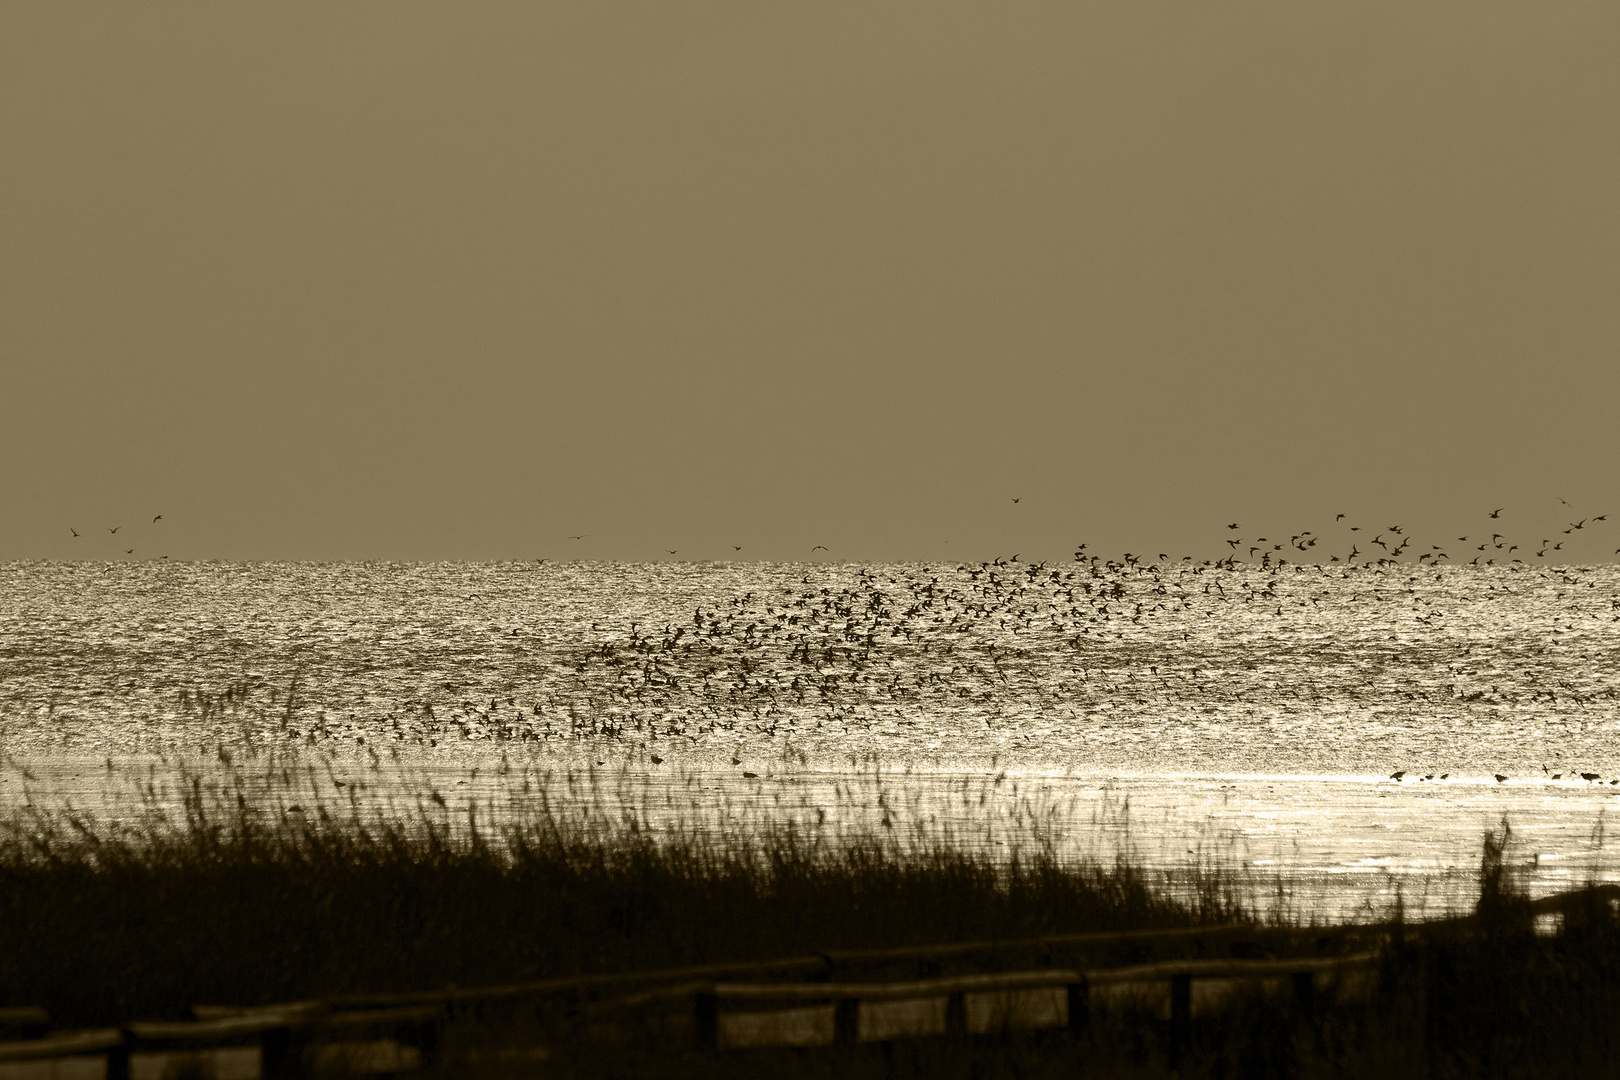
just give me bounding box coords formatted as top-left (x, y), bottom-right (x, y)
top-left (124, 1013), bottom-right (304, 1044)
top-left (0, 1034), bottom-right (124, 1065)
top-left (324, 954), bottom-right (830, 1009)
top-left (188, 1003), bottom-right (325, 1023)
top-left (716, 1007), bottom-right (835, 1050)
top-left (964, 987), bottom-right (1067, 1034)
top-left (0, 1056), bottom-right (106, 1080)
top-left (1086, 952), bottom-right (1376, 985)
top-left (857, 997), bottom-right (948, 1042)
top-left (716, 969), bottom-right (1083, 1003)
top-left (128, 1048), bottom-right (257, 1080)
top-left (304, 1040), bottom-right (419, 1075)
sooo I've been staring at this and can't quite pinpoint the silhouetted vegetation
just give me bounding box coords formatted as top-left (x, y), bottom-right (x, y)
top-left (3, 752), bottom-right (1618, 1077)
top-left (0, 751), bottom-right (1246, 1029)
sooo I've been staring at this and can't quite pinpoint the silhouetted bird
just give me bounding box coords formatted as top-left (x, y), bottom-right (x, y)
top-left (69, 528), bottom-right (78, 537)
top-left (152, 515), bottom-right (162, 524)
top-left (1495, 774), bottom-right (1508, 783)
top-left (1490, 508), bottom-right (1504, 518)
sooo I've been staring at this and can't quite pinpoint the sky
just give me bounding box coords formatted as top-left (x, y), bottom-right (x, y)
top-left (2, 2), bottom-right (1617, 565)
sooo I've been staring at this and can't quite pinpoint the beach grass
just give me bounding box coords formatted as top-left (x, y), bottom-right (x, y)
top-left (0, 745), bottom-right (1256, 1029)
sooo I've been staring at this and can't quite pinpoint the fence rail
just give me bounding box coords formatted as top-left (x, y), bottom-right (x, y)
top-left (681, 952), bottom-right (1378, 1053)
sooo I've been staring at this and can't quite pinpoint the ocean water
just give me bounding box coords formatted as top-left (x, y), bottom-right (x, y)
top-left (4, 558), bottom-right (1620, 915)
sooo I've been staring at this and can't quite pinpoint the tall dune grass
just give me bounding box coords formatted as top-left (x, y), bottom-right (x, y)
top-left (0, 745), bottom-right (1257, 1028)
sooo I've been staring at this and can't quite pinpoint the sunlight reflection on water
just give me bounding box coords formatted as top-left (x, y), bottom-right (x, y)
top-left (4, 559), bottom-right (1619, 919)
top-left (6, 749), bottom-right (1617, 922)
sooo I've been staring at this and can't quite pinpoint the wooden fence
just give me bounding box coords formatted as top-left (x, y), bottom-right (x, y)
top-left (3, 883), bottom-right (1614, 1076)
top-left (0, 1004), bottom-right (438, 1080)
top-left (594, 952), bottom-right (1377, 1055)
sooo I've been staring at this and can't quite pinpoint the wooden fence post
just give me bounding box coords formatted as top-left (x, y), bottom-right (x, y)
top-left (259, 1026), bottom-right (292, 1080)
top-left (945, 992), bottom-right (967, 1039)
top-left (104, 1035), bottom-right (131, 1080)
top-left (1291, 971), bottom-right (1315, 1020)
top-left (1066, 977), bottom-right (1090, 1038)
top-left (834, 998), bottom-right (860, 1046)
top-left (693, 992), bottom-right (718, 1053)
top-left (1169, 973), bottom-right (1192, 1069)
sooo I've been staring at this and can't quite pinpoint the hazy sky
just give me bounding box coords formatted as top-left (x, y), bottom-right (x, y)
top-left (4, 3), bottom-right (1617, 564)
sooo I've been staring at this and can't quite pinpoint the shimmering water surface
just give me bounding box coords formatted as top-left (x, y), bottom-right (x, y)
top-left (4, 559), bottom-right (1620, 915)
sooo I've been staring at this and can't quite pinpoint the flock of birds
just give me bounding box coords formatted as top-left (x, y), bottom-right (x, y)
top-left (306, 502), bottom-right (1620, 788)
top-left (66, 515), bottom-right (167, 559)
top-left (1156, 500), bottom-right (1613, 570)
top-left (49, 501), bottom-right (1619, 786)
top-left (1388, 767), bottom-right (1620, 785)
top-left (550, 499), bottom-right (1618, 567)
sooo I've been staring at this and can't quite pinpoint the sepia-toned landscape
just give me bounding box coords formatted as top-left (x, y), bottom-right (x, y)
top-left (4, 0), bottom-right (1618, 1074)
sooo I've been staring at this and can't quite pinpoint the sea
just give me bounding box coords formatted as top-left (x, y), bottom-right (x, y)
top-left (4, 557), bottom-right (1620, 919)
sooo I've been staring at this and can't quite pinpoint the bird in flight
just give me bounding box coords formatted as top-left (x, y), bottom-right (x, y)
top-left (152, 515), bottom-right (163, 524)
top-left (568, 535), bottom-right (587, 540)
top-left (733, 546), bottom-right (743, 551)
top-left (1227, 523), bottom-right (1240, 530)
top-left (108, 526), bottom-right (120, 534)
top-left (811, 545), bottom-right (828, 552)
top-left (1489, 508), bottom-right (1504, 518)
top-left (1011, 498), bottom-right (1021, 504)
top-left (124, 549), bottom-right (134, 555)
top-left (69, 528), bottom-right (79, 537)
top-left (1336, 514), bottom-right (1345, 521)
top-left (665, 549), bottom-right (678, 555)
